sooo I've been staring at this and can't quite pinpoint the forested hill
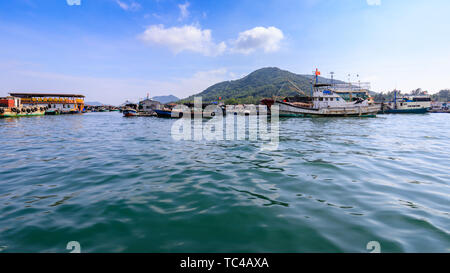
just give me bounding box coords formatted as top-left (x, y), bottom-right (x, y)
top-left (182, 67), bottom-right (340, 104)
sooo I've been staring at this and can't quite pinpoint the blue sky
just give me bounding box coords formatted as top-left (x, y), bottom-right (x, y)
top-left (0, 0), bottom-right (449, 104)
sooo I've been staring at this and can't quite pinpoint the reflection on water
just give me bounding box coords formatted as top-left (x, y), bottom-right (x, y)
top-left (0, 112), bottom-right (449, 252)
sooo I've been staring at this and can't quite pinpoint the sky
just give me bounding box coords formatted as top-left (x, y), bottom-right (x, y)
top-left (0, 0), bottom-right (449, 104)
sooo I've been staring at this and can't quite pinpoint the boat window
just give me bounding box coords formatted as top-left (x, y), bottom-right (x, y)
top-left (319, 98), bottom-right (323, 101)
top-left (330, 98), bottom-right (333, 101)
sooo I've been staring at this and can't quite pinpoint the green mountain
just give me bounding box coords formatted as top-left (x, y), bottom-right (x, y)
top-left (182, 67), bottom-right (340, 104)
top-left (152, 95), bottom-right (179, 104)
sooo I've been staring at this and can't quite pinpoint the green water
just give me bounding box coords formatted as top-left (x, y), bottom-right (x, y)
top-left (0, 112), bottom-right (449, 253)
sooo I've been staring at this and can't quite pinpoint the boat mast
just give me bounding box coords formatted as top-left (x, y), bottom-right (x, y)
top-left (394, 89), bottom-right (397, 109)
top-left (312, 68), bottom-right (320, 97)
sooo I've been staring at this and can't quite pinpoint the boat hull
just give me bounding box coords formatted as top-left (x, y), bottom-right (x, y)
top-left (380, 108), bottom-right (429, 114)
top-left (123, 109), bottom-right (138, 117)
top-left (0, 110), bottom-right (45, 118)
top-left (275, 101), bottom-right (380, 117)
top-left (154, 109), bottom-right (175, 118)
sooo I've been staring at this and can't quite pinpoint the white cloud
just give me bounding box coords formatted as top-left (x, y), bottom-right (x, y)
top-left (231, 26), bottom-right (284, 54)
top-left (66, 0), bottom-right (81, 5)
top-left (178, 2), bottom-right (190, 21)
top-left (139, 24), bottom-right (285, 56)
top-left (139, 24), bottom-right (226, 56)
top-left (116, 0), bottom-right (141, 11)
top-left (366, 0), bottom-right (381, 6)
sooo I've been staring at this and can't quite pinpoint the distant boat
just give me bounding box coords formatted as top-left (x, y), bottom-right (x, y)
top-left (154, 109), bottom-right (175, 118)
top-left (430, 102), bottom-right (449, 113)
top-left (154, 108), bottom-right (217, 118)
top-left (380, 91), bottom-right (431, 114)
top-left (122, 103), bottom-right (139, 117)
top-left (123, 109), bottom-right (138, 117)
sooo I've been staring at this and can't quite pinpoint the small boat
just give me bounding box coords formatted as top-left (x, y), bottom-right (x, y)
top-left (122, 103), bottom-right (139, 117)
top-left (123, 109), bottom-right (138, 117)
top-left (154, 107), bottom-right (218, 118)
top-left (430, 102), bottom-right (449, 113)
top-left (0, 96), bottom-right (46, 118)
top-left (380, 91), bottom-right (431, 114)
top-left (154, 109), bottom-right (176, 118)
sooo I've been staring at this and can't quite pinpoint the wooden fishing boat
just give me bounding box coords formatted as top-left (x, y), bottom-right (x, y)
top-left (122, 103), bottom-right (139, 117)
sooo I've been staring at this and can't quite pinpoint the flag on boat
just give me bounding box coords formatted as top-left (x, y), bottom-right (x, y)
top-left (315, 68), bottom-right (321, 76)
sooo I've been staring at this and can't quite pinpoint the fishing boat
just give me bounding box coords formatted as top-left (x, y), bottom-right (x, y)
top-left (0, 96), bottom-right (46, 118)
top-left (261, 69), bottom-right (380, 117)
top-left (380, 91), bottom-right (431, 114)
top-left (123, 109), bottom-right (138, 117)
top-left (122, 103), bottom-right (139, 117)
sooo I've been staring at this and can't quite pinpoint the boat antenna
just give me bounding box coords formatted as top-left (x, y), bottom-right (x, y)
top-left (315, 68), bottom-right (320, 85)
top-left (275, 81), bottom-right (287, 99)
top-left (330, 72), bottom-right (335, 87)
top-left (286, 79), bottom-right (307, 96)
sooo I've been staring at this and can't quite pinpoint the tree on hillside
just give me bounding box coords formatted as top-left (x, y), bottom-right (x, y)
top-left (409, 88), bottom-right (428, 96)
top-left (431, 89), bottom-right (450, 102)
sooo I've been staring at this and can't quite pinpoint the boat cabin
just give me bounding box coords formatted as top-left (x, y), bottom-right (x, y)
top-left (0, 96), bottom-right (21, 108)
top-left (312, 83), bottom-right (372, 109)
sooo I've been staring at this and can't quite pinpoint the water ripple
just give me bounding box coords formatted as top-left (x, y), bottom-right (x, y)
top-left (0, 112), bottom-right (449, 252)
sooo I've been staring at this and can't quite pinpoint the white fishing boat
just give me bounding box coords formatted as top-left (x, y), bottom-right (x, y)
top-left (262, 69), bottom-right (380, 117)
top-left (380, 91), bottom-right (431, 114)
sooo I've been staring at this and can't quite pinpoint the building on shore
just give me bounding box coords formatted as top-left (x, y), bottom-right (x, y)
top-left (9, 93), bottom-right (85, 114)
top-left (139, 98), bottom-right (161, 112)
